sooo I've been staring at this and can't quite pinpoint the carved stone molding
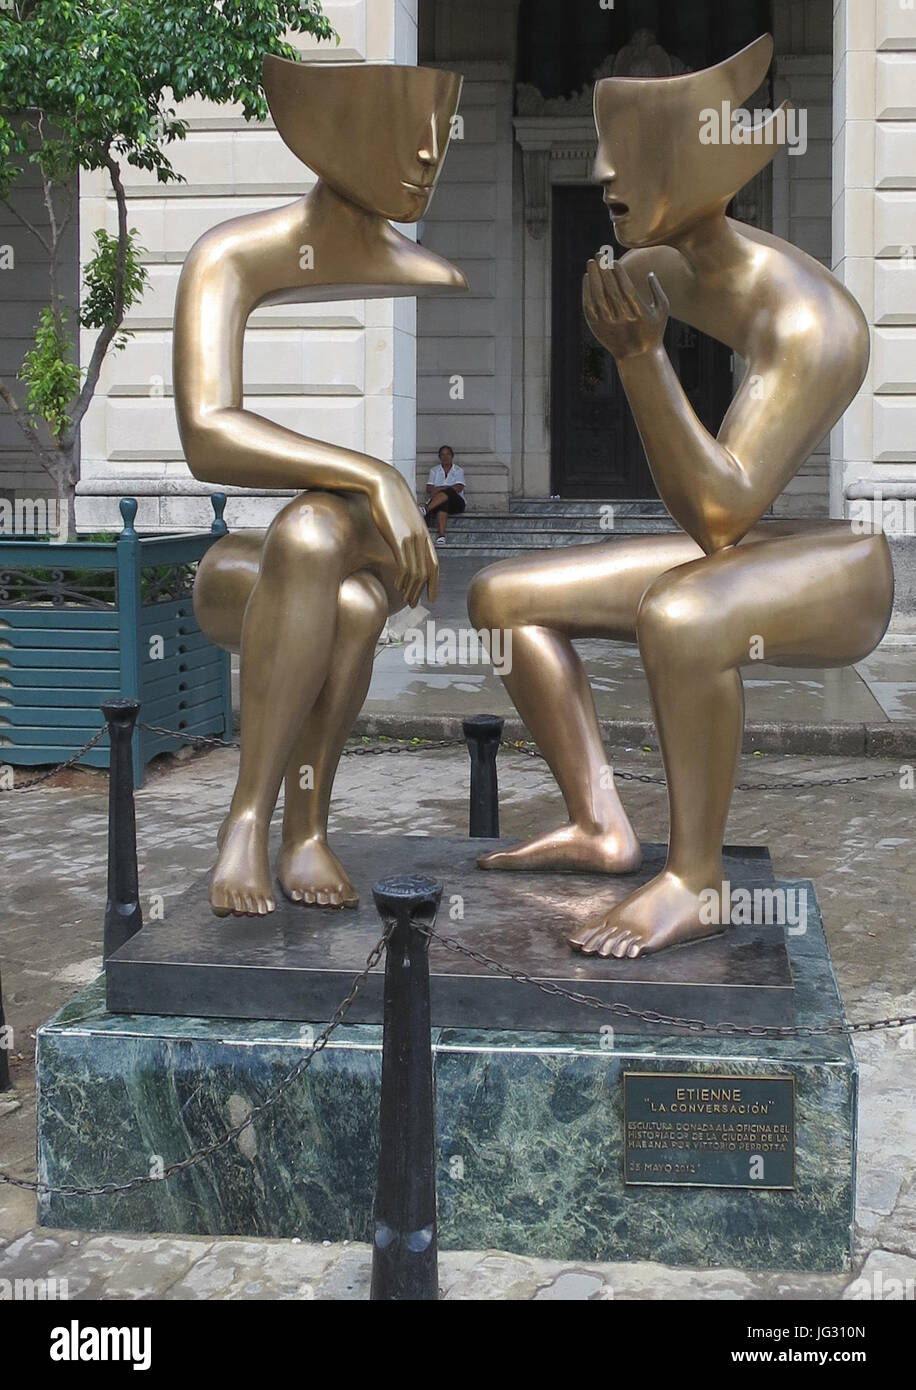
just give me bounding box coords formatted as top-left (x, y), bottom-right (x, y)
top-left (513, 118), bottom-right (596, 238)
top-left (514, 30), bottom-right (690, 238)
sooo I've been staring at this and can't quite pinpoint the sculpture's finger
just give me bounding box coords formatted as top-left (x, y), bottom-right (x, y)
top-left (601, 263), bottom-right (629, 320)
top-left (647, 271), bottom-right (669, 319)
top-left (586, 259), bottom-right (615, 318)
top-left (614, 264), bottom-right (643, 319)
top-left (425, 534), bottom-right (440, 602)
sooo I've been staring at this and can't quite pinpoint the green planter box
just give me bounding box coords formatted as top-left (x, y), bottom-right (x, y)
top-left (0, 495), bottom-right (232, 787)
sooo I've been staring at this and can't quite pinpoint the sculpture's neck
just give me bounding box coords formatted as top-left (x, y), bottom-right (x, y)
top-left (302, 178), bottom-right (392, 248)
top-left (669, 211), bottom-right (755, 285)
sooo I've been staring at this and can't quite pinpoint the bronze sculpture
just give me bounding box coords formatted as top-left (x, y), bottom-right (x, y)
top-left (173, 58), bottom-right (466, 916)
top-left (469, 35), bottom-right (893, 957)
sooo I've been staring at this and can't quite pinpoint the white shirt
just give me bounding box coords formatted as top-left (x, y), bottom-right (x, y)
top-left (428, 462), bottom-right (466, 494)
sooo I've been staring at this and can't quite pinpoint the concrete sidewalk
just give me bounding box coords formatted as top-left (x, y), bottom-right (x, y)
top-left (1, 737), bottom-right (914, 1299)
top-left (354, 554), bottom-right (916, 756)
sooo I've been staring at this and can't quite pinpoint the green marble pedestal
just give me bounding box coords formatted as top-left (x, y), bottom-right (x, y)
top-left (36, 871), bottom-right (855, 1271)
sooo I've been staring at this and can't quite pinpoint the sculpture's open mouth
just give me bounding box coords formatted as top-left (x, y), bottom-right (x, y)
top-left (606, 200), bottom-right (629, 219)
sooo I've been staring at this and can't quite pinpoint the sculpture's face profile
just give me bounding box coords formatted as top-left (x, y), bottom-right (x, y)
top-left (593, 34), bottom-right (785, 248)
top-left (263, 57), bottom-right (462, 222)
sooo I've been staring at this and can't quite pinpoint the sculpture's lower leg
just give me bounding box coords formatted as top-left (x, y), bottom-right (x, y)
top-left (276, 571), bottom-right (388, 907)
top-left (569, 633), bottom-right (743, 957)
top-left (570, 527), bottom-right (894, 957)
top-left (208, 497), bottom-right (352, 917)
top-left (470, 625), bottom-right (641, 874)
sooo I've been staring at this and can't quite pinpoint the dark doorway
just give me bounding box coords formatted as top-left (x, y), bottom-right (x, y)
top-left (550, 185), bottom-right (734, 499)
top-left (517, 0), bottom-right (773, 101)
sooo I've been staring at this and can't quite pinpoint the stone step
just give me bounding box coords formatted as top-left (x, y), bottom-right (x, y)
top-left (447, 516), bottom-right (675, 535)
top-left (437, 534), bottom-right (673, 558)
top-left (508, 497), bottom-right (668, 516)
top-left (437, 496), bottom-right (675, 558)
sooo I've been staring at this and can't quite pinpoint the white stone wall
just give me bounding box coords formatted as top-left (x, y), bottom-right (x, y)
top-left (76, 0), bottom-right (419, 533)
top-left (831, 0), bottom-right (916, 637)
top-left (832, 0), bottom-right (916, 508)
top-left (415, 62), bottom-right (513, 511)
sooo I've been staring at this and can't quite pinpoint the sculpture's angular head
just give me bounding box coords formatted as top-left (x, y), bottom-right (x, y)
top-left (263, 56), bottom-right (462, 222)
top-left (593, 34), bottom-right (786, 248)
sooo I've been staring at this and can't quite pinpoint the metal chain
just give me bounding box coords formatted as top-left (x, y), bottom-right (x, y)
top-left (0, 925), bottom-right (392, 1198)
top-left (498, 738), bottom-right (905, 790)
top-left (419, 922), bottom-right (916, 1040)
top-left (0, 723), bottom-right (905, 792)
top-left (0, 727), bottom-right (108, 793)
top-left (139, 725), bottom-right (906, 790)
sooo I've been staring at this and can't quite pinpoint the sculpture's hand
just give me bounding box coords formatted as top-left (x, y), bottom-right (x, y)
top-left (369, 468), bottom-right (439, 608)
top-left (583, 260), bottom-right (669, 361)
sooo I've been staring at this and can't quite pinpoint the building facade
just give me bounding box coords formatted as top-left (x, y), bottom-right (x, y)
top-left (2, 0), bottom-right (913, 635)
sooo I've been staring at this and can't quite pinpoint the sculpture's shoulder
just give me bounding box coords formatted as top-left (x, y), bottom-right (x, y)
top-left (736, 222), bottom-right (870, 386)
top-left (187, 202), bottom-right (297, 272)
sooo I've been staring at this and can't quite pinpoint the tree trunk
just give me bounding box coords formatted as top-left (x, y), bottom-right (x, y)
top-left (54, 447), bottom-right (78, 542)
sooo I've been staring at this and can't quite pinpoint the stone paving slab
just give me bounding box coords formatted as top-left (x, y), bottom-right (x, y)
top-left (1, 740), bottom-right (914, 1299)
top-left (0, 1225), bottom-right (906, 1300)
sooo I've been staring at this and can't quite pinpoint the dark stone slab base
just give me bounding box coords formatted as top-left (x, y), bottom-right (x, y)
top-left (37, 859), bottom-right (855, 1271)
top-left (106, 835), bottom-right (793, 1033)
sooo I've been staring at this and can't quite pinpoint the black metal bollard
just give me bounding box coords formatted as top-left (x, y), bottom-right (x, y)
top-left (0, 969), bottom-right (10, 1091)
top-left (463, 714), bottom-right (503, 838)
top-left (101, 698), bottom-right (144, 961)
top-left (370, 874), bottom-right (442, 1301)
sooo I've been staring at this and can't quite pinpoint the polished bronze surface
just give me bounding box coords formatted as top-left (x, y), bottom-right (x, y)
top-left (173, 58), bottom-right (466, 916)
top-left (469, 35), bottom-right (893, 958)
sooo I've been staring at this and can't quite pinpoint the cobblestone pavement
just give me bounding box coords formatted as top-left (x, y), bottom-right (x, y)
top-left (0, 741), bottom-right (914, 1299)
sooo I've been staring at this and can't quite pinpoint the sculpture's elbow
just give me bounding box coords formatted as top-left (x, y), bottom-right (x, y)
top-left (179, 411), bottom-right (228, 486)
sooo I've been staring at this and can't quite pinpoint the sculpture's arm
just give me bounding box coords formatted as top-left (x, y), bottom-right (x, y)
top-left (583, 260), bottom-right (868, 553)
top-left (174, 246), bottom-right (438, 604)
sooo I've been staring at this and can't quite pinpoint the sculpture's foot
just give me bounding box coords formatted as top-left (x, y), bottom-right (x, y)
top-left (276, 836), bottom-right (359, 908)
top-left (209, 815), bottom-right (275, 917)
top-left (477, 822), bottom-right (642, 875)
top-left (568, 870), bottom-right (725, 958)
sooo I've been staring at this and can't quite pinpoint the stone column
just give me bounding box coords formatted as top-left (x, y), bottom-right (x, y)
top-left (832, 0), bottom-right (916, 641)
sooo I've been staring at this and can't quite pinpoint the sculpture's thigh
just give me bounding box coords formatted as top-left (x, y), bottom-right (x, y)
top-left (193, 532), bottom-right (264, 653)
top-left (639, 529), bottom-right (894, 669)
top-left (469, 531), bottom-right (703, 640)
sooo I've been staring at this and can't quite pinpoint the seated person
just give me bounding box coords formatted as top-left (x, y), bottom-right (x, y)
top-left (423, 444), bottom-right (466, 542)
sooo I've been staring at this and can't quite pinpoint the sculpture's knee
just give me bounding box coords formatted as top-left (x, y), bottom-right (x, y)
top-left (339, 571), bottom-right (388, 641)
top-left (193, 533), bottom-right (263, 652)
top-left (263, 493), bottom-right (353, 571)
top-left (468, 563), bottom-right (513, 630)
top-left (637, 573), bottom-right (717, 671)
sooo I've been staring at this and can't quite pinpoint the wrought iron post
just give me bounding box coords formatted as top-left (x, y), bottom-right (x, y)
top-left (209, 491), bottom-right (228, 538)
top-left (370, 874), bottom-right (442, 1301)
top-left (115, 498), bottom-right (144, 787)
top-left (463, 714), bottom-right (503, 838)
top-left (101, 697), bottom-right (143, 962)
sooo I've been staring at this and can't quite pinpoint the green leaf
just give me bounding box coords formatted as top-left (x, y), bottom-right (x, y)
top-left (19, 303), bottom-right (81, 442)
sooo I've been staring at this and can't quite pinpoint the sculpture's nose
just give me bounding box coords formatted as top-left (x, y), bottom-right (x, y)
top-left (593, 147), bottom-right (616, 184)
top-left (418, 114), bottom-right (440, 167)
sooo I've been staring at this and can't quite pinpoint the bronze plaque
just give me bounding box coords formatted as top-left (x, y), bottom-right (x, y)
top-left (624, 1072), bottom-right (795, 1189)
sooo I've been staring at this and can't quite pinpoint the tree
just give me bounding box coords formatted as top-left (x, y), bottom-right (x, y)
top-left (0, 1), bottom-right (335, 539)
